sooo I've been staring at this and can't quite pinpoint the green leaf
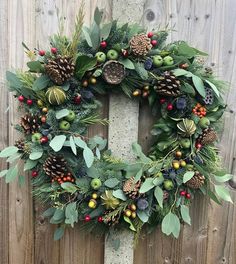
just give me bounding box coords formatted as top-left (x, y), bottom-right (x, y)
top-left (82, 27), bottom-right (93, 47)
top-left (65, 202), bottom-right (78, 227)
top-left (161, 212), bottom-right (180, 238)
top-left (90, 22), bottom-right (100, 49)
top-left (6, 71), bottom-right (22, 89)
top-left (123, 216), bottom-right (136, 231)
top-left (75, 55), bottom-right (97, 80)
top-left (113, 189), bottom-right (127, 201)
top-left (5, 165), bottom-right (18, 183)
top-left (6, 153), bottom-right (21, 163)
top-left (172, 69), bottom-right (192, 77)
top-left (134, 168), bottom-right (143, 182)
top-left (154, 186), bottom-right (163, 208)
top-left (192, 75), bottom-right (206, 98)
top-left (74, 137), bottom-right (87, 149)
top-left (183, 171), bottom-right (195, 183)
top-left (177, 42), bottom-right (207, 58)
top-left (134, 62), bottom-right (148, 80)
top-left (132, 142), bottom-right (151, 163)
top-left (153, 175), bottom-right (164, 186)
top-left (100, 22), bottom-right (112, 41)
top-left (83, 147), bottom-right (94, 168)
top-left (54, 227), bottom-right (65, 241)
top-left (180, 205), bottom-right (191, 225)
top-left (137, 210), bottom-right (149, 223)
top-left (95, 147), bottom-right (101, 159)
top-left (50, 209), bottom-right (65, 223)
top-left (24, 159), bottom-right (38, 171)
top-left (214, 174), bottom-right (232, 183)
top-left (94, 7), bottom-right (103, 25)
top-left (43, 207), bottom-right (56, 217)
top-left (139, 178), bottom-right (155, 193)
top-left (29, 151), bottom-right (43, 160)
top-left (215, 185), bottom-right (233, 203)
top-left (104, 178), bottom-right (120, 188)
top-left (32, 75), bottom-right (50, 91)
top-left (50, 135), bottom-right (66, 152)
top-left (0, 170), bottom-right (8, 178)
top-left (180, 82), bottom-right (196, 95)
top-left (206, 188), bottom-right (221, 205)
top-left (27, 61), bottom-right (44, 72)
top-left (172, 213), bottom-right (181, 238)
top-left (0, 146), bottom-right (18, 158)
top-left (119, 58), bottom-right (135, 69)
top-left (69, 136), bottom-right (77, 155)
top-left (205, 80), bottom-right (220, 97)
top-left (55, 109), bottom-right (69, 119)
top-left (61, 182), bottom-right (78, 193)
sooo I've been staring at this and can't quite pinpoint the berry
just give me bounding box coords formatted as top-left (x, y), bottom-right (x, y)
top-left (132, 89), bottom-right (141, 97)
top-left (98, 216), bottom-right (103, 223)
top-left (195, 142), bottom-right (202, 149)
top-left (18, 95), bottom-right (25, 102)
top-left (147, 32), bottom-right (154, 38)
top-left (160, 98), bottom-right (166, 104)
top-left (167, 103), bottom-right (173, 111)
top-left (130, 204), bottom-right (137, 211)
top-left (31, 170), bottom-right (38, 177)
top-left (41, 116), bottom-right (47, 123)
top-left (84, 215), bottom-right (91, 222)
top-left (100, 41), bottom-right (107, 49)
top-left (51, 47), bottom-right (57, 54)
top-left (38, 50), bottom-right (45, 56)
top-left (176, 97), bottom-right (187, 110)
top-left (82, 80), bottom-right (89, 87)
top-left (92, 193), bottom-right (98, 199)
top-left (180, 190), bottom-right (186, 196)
top-left (42, 107), bottom-right (48, 113)
top-left (180, 160), bottom-right (187, 167)
top-left (151, 40), bottom-right (157, 46)
top-left (124, 209), bottom-right (132, 217)
top-left (186, 193), bottom-right (191, 199)
top-left (121, 49), bottom-right (129, 57)
top-left (89, 77), bottom-right (97, 84)
top-left (144, 58), bottom-right (153, 70)
top-left (179, 63), bottom-right (189, 69)
top-left (74, 94), bottom-right (82, 104)
top-left (27, 99), bottom-right (33, 106)
top-left (172, 161), bottom-right (180, 170)
top-left (175, 151), bottom-right (182, 158)
top-left (40, 136), bottom-right (49, 144)
top-left (131, 212), bottom-right (137, 219)
top-left (37, 99), bottom-right (44, 107)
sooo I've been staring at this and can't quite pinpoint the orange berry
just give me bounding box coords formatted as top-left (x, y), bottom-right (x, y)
top-left (67, 176), bottom-right (72, 181)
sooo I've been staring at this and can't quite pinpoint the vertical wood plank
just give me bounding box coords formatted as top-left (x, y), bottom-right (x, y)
top-left (0, 0), bottom-right (9, 263)
top-left (8, 0), bottom-right (35, 264)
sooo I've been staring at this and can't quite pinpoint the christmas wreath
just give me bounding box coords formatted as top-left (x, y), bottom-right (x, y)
top-left (1, 7), bottom-right (233, 243)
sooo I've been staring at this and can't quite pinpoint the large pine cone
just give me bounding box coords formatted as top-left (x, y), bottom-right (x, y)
top-left (154, 71), bottom-right (181, 97)
top-left (45, 55), bottom-right (75, 85)
top-left (123, 176), bottom-right (141, 199)
top-left (102, 60), bottom-right (125, 85)
top-left (130, 33), bottom-right (152, 56)
top-left (197, 127), bottom-right (217, 145)
top-left (43, 155), bottom-right (68, 181)
top-left (186, 171), bottom-right (205, 189)
top-left (20, 113), bottom-right (41, 134)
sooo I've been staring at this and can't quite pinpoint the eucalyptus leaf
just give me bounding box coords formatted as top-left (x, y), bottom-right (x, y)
top-left (61, 182), bottom-right (78, 193)
top-left (192, 75), bottom-right (206, 98)
top-left (55, 109), bottom-right (69, 119)
top-left (139, 178), bottom-right (155, 193)
top-left (70, 136), bottom-right (77, 155)
top-left (0, 146), bottom-right (18, 158)
top-left (74, 137), bottom-right (87, 149)
top-left (180, 205), bottom-right (191, 225)
top-left (24, 159), bottom-right (38, 171)
top-left (65, 202), bottom-right (78, 227)
top-left (137, 210), bottom-right (149, 223)
top-left (5, 165), bottom-right (18, 183)
top-left (0, 170), bottom-right (8, 178)
top-left (104, 178), bottom-right (120, 188)
top-left (54, 227), bottom-right (65, 241)
top-left (119, 58), bottom-right (135, 69)
top-left (215, 185), bottom-right (233, 203)
top-left (100, 22), bottom-right (112, 40)
top-left (161, 212), bottom-right (180, 238)
top-left (214, 174), bottom-right (232, 183)
top-left (113, 189), bottom-right (127, 201)
top-left (49, 135), bottom-right (66, 152)
top-left (43, 207), bottom-right (56, 217)
top-left (123, 216), bottom-right (136, 231)
top-left (83, 147), bottom-right (94, 168)
top-left (32, 75), bottom-right (50, 91)
top-left (154, 186), bottom-right (164, 208)
top-left (95, 147), bottom-right (101, 159)
top-left (29, 151), bottom-right (43, 160)
top-left (183, 171), bottom-right (195, 183)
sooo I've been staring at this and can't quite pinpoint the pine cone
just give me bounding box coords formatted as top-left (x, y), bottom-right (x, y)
top-left (197, 127), bottom-right (217, 145)
top-left (186, 171), bottom-right (205, 189)
top-left (123, 176), bottom-right (141, 199)
top-left (20, 113), bottom-right (41, 134)
top-left (43, 155), bottom-right (68, 181)
top-left (154, 71), bottom-right (181, 97)
top-left (102, 60), bottom-right (125, 85)
top-left (45, 55), bottom-right (75, 85)
top-left (102, 210), bottom-right (120, 226)
top-left (130, 33), bottom-right (152, 56)
top-left (203, 87), bottom-right (214, 105)
top-left (14, 139), bottom-right (25, 152)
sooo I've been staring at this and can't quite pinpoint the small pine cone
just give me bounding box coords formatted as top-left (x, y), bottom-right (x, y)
top-left (186, 171), bottom-right (205, 189)
top-left (14, 139), bottom-right (25, 152)
top-left (197, 127), bottom-right (217, 145)
top-left (20, 113), bottom-right (41, 134)
top-left (102, 60), bottom-right (125, 85)
top-left (203, 87), bottom-right (214, 105)
top-left (130, 33), bottom-right (152, 56)
top-left (154, 71), bottom-right (181, 97)
top-left (102, 210), bottom-right (120, 226)
top-left (43, 155), bottom-right (68, 181)
top-left (123, 176), bottom-right (141, 199)
top-left (45, 55), bottom-right (75, 85)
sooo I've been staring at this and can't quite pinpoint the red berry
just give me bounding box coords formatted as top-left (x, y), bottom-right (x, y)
top-left (195, 142), bottom-right (202, 149)
top-left (40, 136), bottom-right (48, 144)
top-left (98, 216), bottom-right (103, 223)
top-left (31, 170), bottom-right (38, 177)
top-left (180, 190), bottom-right (186, 196)
top-left (160, 98), bottom-right (166, 104)
top-left (147, 32), bottom-right (154, 38)
top-left (167, 103), bottom-right (173, 111)
top-left (26, 99), bottom-right (33, 106)
top-left (100, 41), bottom-right (107, 49)
top-left (121, 49), bottom-right (129, 57)
top-left (18, 95), bottom-right (25, 102)
top-left (151, 40), bottom-right (157, 46)
top-left (38, 50), bottom-right (45, 56)
top-left (84, 215), bottom-right (91, 222)
top-left (51, 47), bottom-right (57, 54)
top-left (186, 193), bottom-right (191, 199)
top-left (74, 94), bottom-right (82, 104)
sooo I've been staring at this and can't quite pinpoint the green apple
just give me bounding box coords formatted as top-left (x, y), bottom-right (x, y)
top-left (65, 110), bottom-right (76, 122)
top-left (91, 178), bottom-right (102, 190)
top-left (59, 120), bottom-right (71, 131)
top-left (156, 172), bottom-right (163, 177)
top-left (95, 51), bottom-right (106, 63)
top-left (199, 117), bottom-right (210, 128)
top-left (163, 55), bottom-right (174, 66)
top-left (180, 138), bottom-right (191, 149)
top-left (31, 132), bottom-right (42, 143)
top-left (107, 49), bottom-right (119, 60)
top-left (153, 55), bottom-right (163, 67)
top-left (163, 180), bottom-right (174, 191)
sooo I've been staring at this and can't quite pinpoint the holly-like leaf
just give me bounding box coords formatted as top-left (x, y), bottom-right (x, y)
top-left (154, 186), bottom-right (164, 208)
top-left (215, 185), bottom-right (233, 203)
top-left (83, 147), bottom-right (94, 168)
top-left (180, 205), bottom-right (191, 225)
top-left (0, 146), bottom-right (18, 158)
top-left (49, 135), bottom-right (66, 152)
top-left (183, 171), bottom-right (195, 183)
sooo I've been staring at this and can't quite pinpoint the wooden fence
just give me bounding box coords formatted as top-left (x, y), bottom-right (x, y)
top-left (0, 0), bottom-right (235, 263)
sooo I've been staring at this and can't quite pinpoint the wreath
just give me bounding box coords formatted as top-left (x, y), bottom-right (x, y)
top-left (1, 7), bottom-right (232, 243)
